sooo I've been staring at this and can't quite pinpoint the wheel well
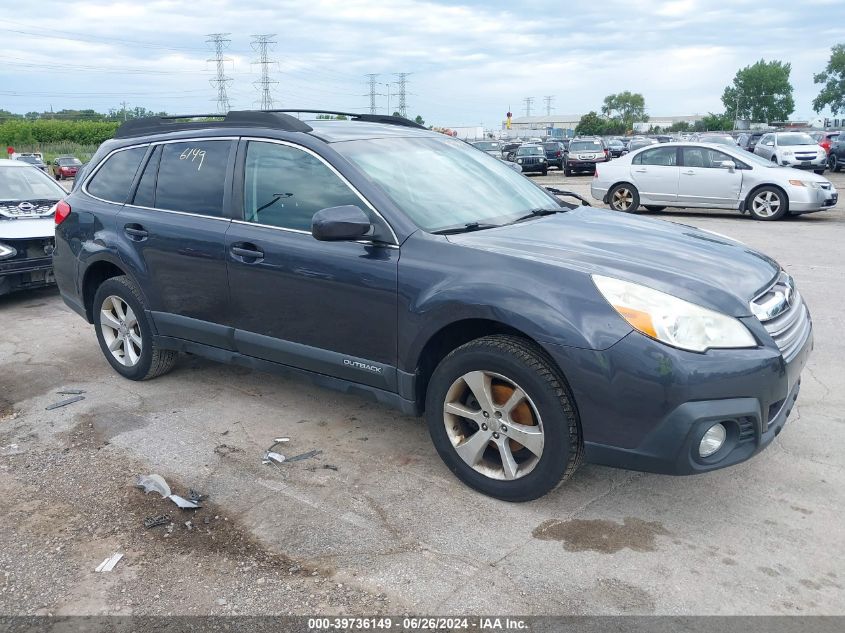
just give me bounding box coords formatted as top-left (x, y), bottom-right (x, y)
top-left (82, 261), bottom-right (126, 322)
top-left (414, 319), bottom-right (544, 413)
top-left (744, 183), bottom-right (788, 212)
top-left (606, 181), bottom-right (637, 203)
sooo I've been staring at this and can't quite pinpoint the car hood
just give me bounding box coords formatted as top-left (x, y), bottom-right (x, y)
top-left (0, 217), bottom-right (55, 239)
top-left (448, 207), bottom-right (780, 317)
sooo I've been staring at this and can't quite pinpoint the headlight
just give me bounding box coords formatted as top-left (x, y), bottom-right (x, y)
top-left (592, 275), bottom-right (756, 352)
top-left (517, 158), bottom-right (523, 164)
top-left (0, 243), bottom-right (17, 260)
top-left (788, 180), bottom-right (825, 189)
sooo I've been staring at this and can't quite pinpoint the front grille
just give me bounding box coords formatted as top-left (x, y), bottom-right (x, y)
top-left (751, 272), bottom-right (811, 361)
top-left (0, 199), bottom-right (56, 219)
top-left (521, 157), bottom-right (540, 165)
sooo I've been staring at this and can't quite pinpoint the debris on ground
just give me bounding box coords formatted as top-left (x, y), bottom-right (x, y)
top-left (187, 489), bottom-right (208, 504)
top-left (286, 449), bottom-right (322, 463)
top-left (323, 464), bottom-right (339, 471)
top-left (56, 389), bottom-right (86, 395)
top-left (262, 437), bottom-right (290, 466)
top-left (135, 473), bottom-right (202, 509)
top-left (143, 515), bottom-right (171, 529)
top-left (45, 395), bottom-right (85, 410)
top-left (95, 552), bottom-right (123, 572)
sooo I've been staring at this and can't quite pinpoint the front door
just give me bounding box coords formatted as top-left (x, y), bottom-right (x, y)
top-left (678, 146), bottom-right (743, 208)
top-left (117, 139), bottom-right (237, 349)
top-left (630, 146), bottom-right (680, 203)
top-left (225, 139), bottom-right (399, 391)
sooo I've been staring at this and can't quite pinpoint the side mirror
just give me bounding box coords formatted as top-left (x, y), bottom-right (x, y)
top-left (719, 160), bottom-right (736, 172)
top-left (311, 205), bottom-right (372, 242)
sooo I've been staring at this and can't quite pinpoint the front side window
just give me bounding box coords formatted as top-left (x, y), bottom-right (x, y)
top-left (86, 147), bottom-right (146, 203)
top-left (635, 147), bottom-right (678, 166)
top-left (154, 141), bottom-right (232, 216)
top-left (682, 147), bottom-right (734, 168)
top-left (243, 141), bottom-right (363, 232)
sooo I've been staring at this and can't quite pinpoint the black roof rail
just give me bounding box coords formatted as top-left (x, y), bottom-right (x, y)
top-left (114, 110), bottom-right (313, 138)
top-left (264, 109), bottom-right (427, 130)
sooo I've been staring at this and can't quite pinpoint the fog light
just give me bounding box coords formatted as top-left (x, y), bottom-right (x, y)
top-left (699, 423), bottom-right (727, 457)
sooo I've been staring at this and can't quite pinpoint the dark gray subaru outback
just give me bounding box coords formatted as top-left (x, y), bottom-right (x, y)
top-left (53, 110), bottom-right (813, 501)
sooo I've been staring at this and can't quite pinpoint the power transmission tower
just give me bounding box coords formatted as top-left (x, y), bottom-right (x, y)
top-left (365, 74), bottom-right (381, 114)
top-left (394, 73), bottom-right (410, 117)
top-left (206, 33), bottom-right (232, 114)
top-left (523, 97), bottom-right (535, 118)
top-left (251, 34), bottom-right (278, 110)
top-left (543, 95), bottom-right (555, 116)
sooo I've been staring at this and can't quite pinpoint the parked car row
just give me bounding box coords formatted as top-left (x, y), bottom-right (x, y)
top-left (10, 153), bottom-right (83, 180)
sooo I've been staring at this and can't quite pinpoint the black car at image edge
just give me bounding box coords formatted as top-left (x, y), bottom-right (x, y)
top-left (53, 110), bottom-right (813, 501)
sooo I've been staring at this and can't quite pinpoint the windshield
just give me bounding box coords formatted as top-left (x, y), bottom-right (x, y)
top-left (473, 141), bottom-right (500, 151)
top-left (517, 146), bottom-right (543, 156)
top-left (607, 140), bottom-right (623, 147)
top-left (57, 157), bottom-right (82, 166)
top-left (569, 140), bottom-right (603, 151)
top-left (334, 136), bottom-right (559, 232)
top-left (778, 133), bottom-right (815, 146)
top-left (700, 136), bottom-right (736, 146)
top-left (0, 166), bottom-right (66, 201)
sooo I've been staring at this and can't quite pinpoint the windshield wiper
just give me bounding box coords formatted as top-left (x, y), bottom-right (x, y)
top-left (432, 222), bottom-right (501, 235)
top-left (509, 208), bottom-right (565, 224)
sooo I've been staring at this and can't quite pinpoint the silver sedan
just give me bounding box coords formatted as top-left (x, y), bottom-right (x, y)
top-left (590, 142), bottom-right (838, 221)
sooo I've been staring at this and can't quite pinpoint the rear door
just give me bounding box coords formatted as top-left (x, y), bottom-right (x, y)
top-left (629, 146), bottom-right (680, 203)
top-left (225, 138), bottom-right (399, 390)
top-left (117, 138), bottom-right (237, 349)
top-left (677, 146), bottom-right (743, 208)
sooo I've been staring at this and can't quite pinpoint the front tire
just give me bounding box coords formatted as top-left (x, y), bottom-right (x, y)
top-left (425, 335), bottom-right (582, 502)
top-left (563, 162), bottom-right (572, 177)
top-left (608, 183), bottom-right (640, 213)
top-left (814, 168), bottom-right (826, 175)
top-left (93, 275), bottom-right (178, 380)
top-left (747, 186), bottom-right (788, 221)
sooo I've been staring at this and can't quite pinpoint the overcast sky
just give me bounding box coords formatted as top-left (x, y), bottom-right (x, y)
top-left (2, 0), bottom-right (845, 127)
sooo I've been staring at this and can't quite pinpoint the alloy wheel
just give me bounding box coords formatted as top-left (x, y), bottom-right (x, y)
top-left (751, 191), bottom-right (782, 218)
top-left (830, 155), bottom-right (838, 171)
top-left (99, 295), bottom-right (142, 367)
top-left (443, 370), bottom-right (544, 481)
top-left (611, 187), bottom-right (634, 211)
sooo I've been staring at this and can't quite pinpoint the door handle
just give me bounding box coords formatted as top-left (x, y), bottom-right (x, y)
top-left (231, 243), bottom-right (264, 261)
top-left (633, 168), bottom-right (647, 173)
top-left (682, 170), bottom-right (695, 175)
top-left (124, 224), bottom-right (148, 240)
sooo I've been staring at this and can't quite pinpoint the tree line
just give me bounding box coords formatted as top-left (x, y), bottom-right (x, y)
top-left (574, 45), bottom-right (845, 136)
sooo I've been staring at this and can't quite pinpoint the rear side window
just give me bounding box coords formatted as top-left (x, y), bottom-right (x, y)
top-left (86, 147), bottom-right (146, 203)
top-left (243, 141), bottom-right (363, 231)
top-left (154, 141), bottom-right (232, 216)
top-left (635, 147), bottom-right (678, 166)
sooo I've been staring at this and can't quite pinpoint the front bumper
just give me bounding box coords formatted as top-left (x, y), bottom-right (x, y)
top-left (545, 320), bottom-right (813, 476)
top-left (0, 237), bottom-right (56, 295)
top-left (516, 161), bottom-right (547, 173)
top-left (780, 155), bottom-right (826, 170)
top-left (787, 184), bottom-right (838, 213)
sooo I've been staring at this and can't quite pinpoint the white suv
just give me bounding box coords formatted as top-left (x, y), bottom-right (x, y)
top-left (754, 132), bottom-right (827, 174)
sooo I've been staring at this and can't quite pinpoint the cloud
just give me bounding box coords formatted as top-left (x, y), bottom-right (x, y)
top-left (1, 0), bottom-right (844, 125)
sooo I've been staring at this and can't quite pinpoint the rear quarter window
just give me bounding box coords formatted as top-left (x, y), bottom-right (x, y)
top-left (85, 147), bottom-right (147, 203)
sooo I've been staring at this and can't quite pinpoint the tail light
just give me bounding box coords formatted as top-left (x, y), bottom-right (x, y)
top-left (55, 200), bottom-right (71, 225)
top-left (556, 150), bottom-right (562, 157)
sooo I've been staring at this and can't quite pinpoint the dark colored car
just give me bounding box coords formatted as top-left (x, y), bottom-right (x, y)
top-left (626, 137), bottom-right (658, 153)
top-left (53, 110), bottom-right (812, 501)
top-left (828, 133), bottom-right (845, 172)
top-left (605, 139), bottom-right (625, 157)
top-left (501, 141), bottom-right (521, 161)
top-left (737, 132), bottom-right (765, 153)
top-left (808, 130), bottom-right (840, 154)
top-left (0, 159), bottom-right (65, 295)
top-left (514, 144), bottom-right (548, 174)
top-left (52, 156), bottom-right (83, 180)
top-left (563, 138), bottom-right (608, 175)
top-left (542, 141), bottom-right (565, 169)
top-left (14, 154), bottom-right (49, 173)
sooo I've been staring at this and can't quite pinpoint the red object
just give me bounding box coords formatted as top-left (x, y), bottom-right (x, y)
top-left (55, 200), bottom-right (71, 225)
top-left (819, 139), bottom-right (832, 153)
top-left (556, 150), bottom-right (561, 157)
top-left (6, 146), bottom-right (13, 155)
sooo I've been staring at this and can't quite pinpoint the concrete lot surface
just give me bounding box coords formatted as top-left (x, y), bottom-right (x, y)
top-left (1, 172), bottom-right (843, 615)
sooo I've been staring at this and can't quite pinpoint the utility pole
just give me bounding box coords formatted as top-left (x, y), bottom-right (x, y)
top-left (206, 33), bottom-right (233, 114)
top-left (394, 73), bottom-right (410, 117)
top-left (251, 34), bottom-right (278, 110)
top-left (523, 97), bottom-right (535, 118)
top-left (365, 74), bottom-right (381, 115)
top-left (543, 95), bottom-right (555, 117)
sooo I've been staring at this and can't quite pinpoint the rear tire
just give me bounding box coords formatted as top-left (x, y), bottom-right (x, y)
top-left (747, 186), bottom-right (788, 221)
top-left (643, 205), bottom-right (666, 212)
top-left (425, 335), bottom-right (582, 502)
top-left (608, 183), bottom-right (640, 213)
top-left (830, 155), bottom-right (842, 173)
top-left (814, 169), bottom-right (825, 175)
top-left (563, 162), bottom-right (572, 177)
top-left (93, 275), bottom-right (178, 381)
